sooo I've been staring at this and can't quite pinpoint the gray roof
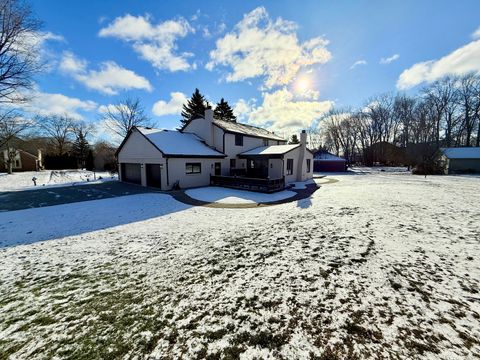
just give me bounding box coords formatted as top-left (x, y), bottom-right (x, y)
top-left (213, 119), bottom-right (285, 141)
top-left (136, 127), bottom-right (225, 157)
top-left (240, 144), bottom-right (300, 156)
top-left (440, 147), bottom-right (480, 159)
top-left (314, 152), bottom-right (346, 161)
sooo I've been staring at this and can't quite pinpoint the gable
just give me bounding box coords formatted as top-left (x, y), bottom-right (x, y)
top-left (117, 129), bottom-right (163, 161)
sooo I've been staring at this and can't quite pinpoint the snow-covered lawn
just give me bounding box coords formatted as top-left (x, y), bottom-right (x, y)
top-left (0, 172), bottom-right (479, 359)
top-left (185, 186), bottom-right (297, 204)
top-left (0, 170), bottom-right (117, 192)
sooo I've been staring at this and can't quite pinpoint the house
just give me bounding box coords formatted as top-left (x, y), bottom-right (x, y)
top-left (1, 137), bottom-right (43, 172)
top-left (438, 147), bottom-right (480, 174)
top-left (1, 149), bottom-right (42, 172)
top-left (313, 151), bottom-right (347, 172)
top-left (116, 109), bottom-right (314, 192)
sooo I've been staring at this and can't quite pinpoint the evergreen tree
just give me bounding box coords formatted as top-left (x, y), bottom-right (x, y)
top-left (85, 149), bottom-right (94, 171)
top-left (289, 134), bottom-right (300, 144)
top-left (214, 98), bottom-right (236, 122)
top-left (72, 129), bottom-right (90, 168)
top-left (180, 88), bottom-right (207, 127)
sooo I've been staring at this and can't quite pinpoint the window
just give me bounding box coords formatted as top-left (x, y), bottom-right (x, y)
top-left (306, 159), bottom-right (311, 173)
top-left (230, 159), bottom-right (236, 168)
top-left (15, 159), bottom-right (20, 168)
top-left (185, 162), bottom-right (201, 174)
top-left (263, 138), bottom-right (268, 146)
top-left (286, 159), bottom-right (293, 175)
top-left (235, 134), bottom-right (243, 146)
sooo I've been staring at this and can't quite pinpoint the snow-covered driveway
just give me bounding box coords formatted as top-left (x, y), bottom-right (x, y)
top-left (0, 172), bottom-right (478, 359)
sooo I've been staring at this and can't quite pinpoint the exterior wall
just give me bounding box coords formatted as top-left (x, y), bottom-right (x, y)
top-left (214, 130), bottom-right (285, 176)
top-left (448, 159), bottom-right (480, 174)
top-left (167, 158), bottom-right (217, 189)
top-left (282, 148), bottom-right (314, 184)
top-left (268, 158), bottom-right (283, 179)
top-left (117, 128), bottom-right (166, 187)
top-left (284, 147), bottom-right (300, 184)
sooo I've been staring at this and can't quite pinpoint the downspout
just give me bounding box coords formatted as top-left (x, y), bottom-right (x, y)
top-left (166, 157), bottom-right (170, 187)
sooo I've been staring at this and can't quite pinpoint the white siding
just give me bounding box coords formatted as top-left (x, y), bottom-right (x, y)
top-left (167, 158), bottom-right (217, 189)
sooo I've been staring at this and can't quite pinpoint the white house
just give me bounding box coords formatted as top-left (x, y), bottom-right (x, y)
top-left (116, 109), bottom-right (314, 192)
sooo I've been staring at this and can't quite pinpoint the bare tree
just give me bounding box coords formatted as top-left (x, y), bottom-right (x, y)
top-left (0, 108), bottom-right (31, 173)
top-left (37, 114), bottom-right (74, 155)
top-left (102, 97), bottom-right (152, 138)
top-left (457, 73), bottom-right (478, 146)
top-left (0, 0), bottom-right (42, 102)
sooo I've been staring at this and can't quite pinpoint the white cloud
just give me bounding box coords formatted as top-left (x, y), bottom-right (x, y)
top-left (380, 54), bottom-right (400, 64)
top-left (206, 7), bottom-right (331, 88)
top-left (350, 59), bottom-right (367, 70)
top-left (152, 92), bottom-right (187, 116)
top-left (238, 88), bottom-right (333, 132)
top-left (233, 98), bottom-right (257, 122)
top-left (20, 90), bottom-right (97, 120)
top-left (59, 52), bottom-right (152, 95)
top-left (472, 26), bottom-right (480, 39)
top-left (99, 14), bottom-right (194, 72)
top-left (397, 40), bottom-right (480, 89)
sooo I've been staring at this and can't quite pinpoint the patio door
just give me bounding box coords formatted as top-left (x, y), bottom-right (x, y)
top-left (214, 162), bottom-right (221, 175)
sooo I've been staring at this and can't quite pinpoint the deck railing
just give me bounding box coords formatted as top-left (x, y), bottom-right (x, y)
top-left (210, 175), bottom-right (285, 193)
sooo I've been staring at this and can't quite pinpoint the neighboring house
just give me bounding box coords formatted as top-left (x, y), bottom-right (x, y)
top-left (313, 151), bottom-right (347, 172)
top-left (1, 136), bottom-right (43, 172)
top-left (1, 148), bottom-right (42, 172)
top-left (438, 147), bottom-right (480, 174)
top-left (116, 109), bottom-right (313, 192)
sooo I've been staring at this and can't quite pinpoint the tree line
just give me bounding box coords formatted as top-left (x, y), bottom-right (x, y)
top-left (320, 73), bottom-right (480, 167)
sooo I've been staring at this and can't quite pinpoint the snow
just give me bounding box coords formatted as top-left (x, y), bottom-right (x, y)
top-left (136, 127), bottom-right (225, 157)
top-left (0, 171), bottom-right (479, 359)
top-left (213, 119), bottom-right (285, 141)
top-left (239, 144), bottom-right (299, 156)
top-left (185, 186), bottom-right (296, 204)
top-left (0, 170), bottom-right (117, 192)
top-left (440, 147), bottom-right (480, 159)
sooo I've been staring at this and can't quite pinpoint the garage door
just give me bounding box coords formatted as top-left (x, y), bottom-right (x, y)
top-left (146, 164), bottom-right (161, 188)
top-left (121, 163), bottom-right (141, 184)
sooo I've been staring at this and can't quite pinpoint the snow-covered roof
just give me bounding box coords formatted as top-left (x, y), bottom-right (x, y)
top-left (213, 119), bottom-right (285, 141)
top-left (239, 144), bottom-right (300, 156)
top-left (314, 152), bottom-right (346, 161)
top-left (136, 127), bottom-right (225, 157)
top-left (440, 147), bottom-right (480, 159)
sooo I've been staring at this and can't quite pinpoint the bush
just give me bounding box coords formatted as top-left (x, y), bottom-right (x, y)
top-left (412, 162), bottom-right (443, 175)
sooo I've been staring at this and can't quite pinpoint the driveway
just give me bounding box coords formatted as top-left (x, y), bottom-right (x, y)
top-left (0, 181), bottom-right (157, 212)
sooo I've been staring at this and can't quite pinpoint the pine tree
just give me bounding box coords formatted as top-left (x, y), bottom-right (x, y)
top-left (289, 134), bottom-right (300, 144)
top-left (180, 88), bottom-right (208, 127)
top-left (214, 98), bottom-right (236, 122)
top-left (72, 130), bottom-right (90, 169)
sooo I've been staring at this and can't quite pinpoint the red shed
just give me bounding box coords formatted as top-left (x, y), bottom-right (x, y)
top-left (313, 152), bottom-right (347, 172)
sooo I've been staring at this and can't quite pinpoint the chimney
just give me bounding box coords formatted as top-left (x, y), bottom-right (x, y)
top-left (204, 108), bottom-right (214, 123)
top-left (300, 129), bottom-right (307, 149)
top-left (203, 108), bottom-right (214, 147)
top-left (296, 130), bottom-right (307, 181)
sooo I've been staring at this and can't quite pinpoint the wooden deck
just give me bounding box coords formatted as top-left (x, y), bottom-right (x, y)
top-left (210, 175), bottom-right (285, 193)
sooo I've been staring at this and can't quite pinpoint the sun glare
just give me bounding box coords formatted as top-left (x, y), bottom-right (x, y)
top-left (294, 75), bottom-right (311, 93)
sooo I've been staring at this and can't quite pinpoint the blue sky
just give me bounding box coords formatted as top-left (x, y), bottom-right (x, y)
top-left (27, 0), bottom-right (480, 140)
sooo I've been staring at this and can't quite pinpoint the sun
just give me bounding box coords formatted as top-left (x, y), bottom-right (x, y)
top-left (294, 75), bottom-right (311, 93)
